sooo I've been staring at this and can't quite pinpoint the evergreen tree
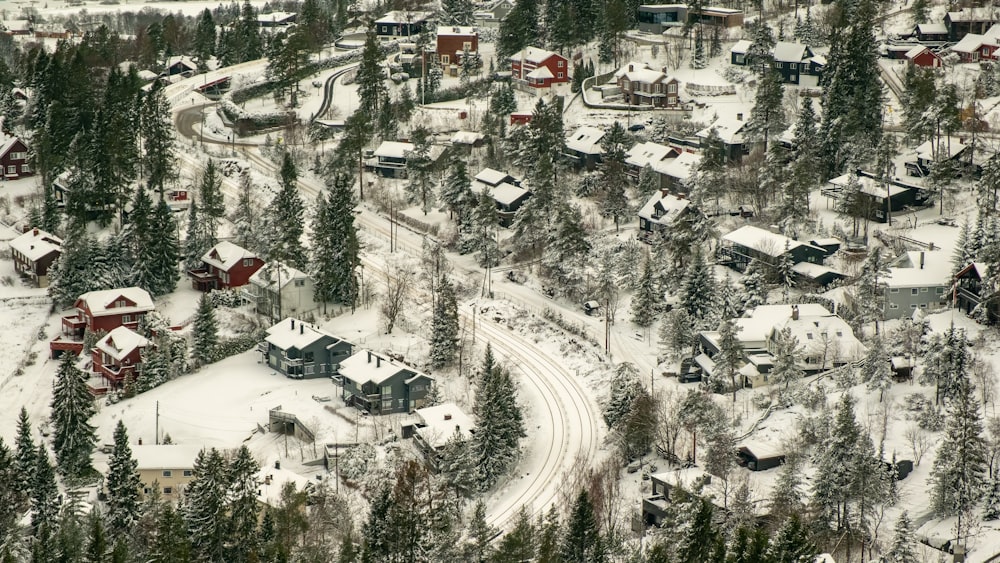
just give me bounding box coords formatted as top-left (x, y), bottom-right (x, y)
top-left (604, 363), bottom-right (643, 430)
top-left (560, 489), bottom-right (602, 563)
top-left (746, 69), bottom-right (787, 151)
top-left (267, 153), bottom-right (307, 269)
top-left (429, 274), bottom-right (459, 368)
top-left (740, 258), bottom-right (770, 310)
top-left (861, 335), bottom-right (893, 401)
top-left (769, 457), bottom-right (805, 524)
top-left (86, 511), bottom-right (108, 563)
top-left (194, 9), bottom-right (217, 66)
top-left (884, 511), bottom-right (917, 562)
top-left (191, 294), bottom-right (218, 366)
top-left (184, 201), bottom-right (215, 271)
top-left (637, 164), bottom-right (659, 198)
top-left (677, 499), bottom-right (717, 563)
top-left (198, 159), bottom-right (225, 232)
top-left (51, 353), bottom-right (97, 479)
top-left (679, 249), bottom-right (717, 326)
top-left (494, 506), bottom-right (535, 562)
top-left (311, 173), bottom-right (360, 307)
top-left (31, 445), bottom-right (59, 537)
top-left (441, 157), bottom-right (473, 222)
top-left (439, 430), bottom-right (477, 496)
top-left (234, 0), bottom-right (263, 62)
top-left (135, 197), bottom-right (180, 296)
top-left (931, 366), bottom-right (987, 516)
top-left (405, 127), bottom-right (436, 214)
top-left (497, 0), bottom-right (540, 59)
top-left (769, 326), bottom-right (804, 393)
top-left (232, 171), bottom-right (259, 252)
top-left (784, 97), bottom-right (819, 218)
top-left (14, 407), bottom-right (36, 499)
top-left (226, 446), bottom-right (261, 562)
top-left (472, 345), bottom-right (526, 490)
top-left (911, 0), bottom-right (930, 25)
top-left (140, 88), bottom-right (175, 197)
top-left (599, 121), bottom-right (632, 231)
top-left (466, 189), bottom-right (501, 268)
top-left (463, 500), bottom-right (496, 562)
top-left (536, 506), bottom-right (561, 563)
top-left (630, 254), bottom-right (657, 327)
top-left (541, 204), bottom-right (590, 297)
top-left (361, 487), bottom-right (392, 563)
top-left (691, 26), bottom-right (707, 69)
top-left (185, 448), bottom-right (230, 562)
top-left (766, 514), bottom-right (815, 562)
top-left (715, 317), bottom-right (744, 400)
top-left (151, 500), bottom-right (192, 562)
top-left (985, 477), bottom-right (1000, 520)
top-left (106, 420), bottom-right (142, 536)
top-left (357, 28), bottom-right (387, 115)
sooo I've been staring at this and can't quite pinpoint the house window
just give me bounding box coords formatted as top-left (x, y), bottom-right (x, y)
top-left (936, 287), bottom-right (945, 294)
top-left (889, 303), bottom-right (899, 309)
top-left (305, 365), bottom-right (315, 375)
top-left (911, 288), bottom-right (919, 295)
top-left (441, 54), bottom-right (450, 65)
top-left (115, 300), bottom-right (126, 308)
top-left (381, 25), bottom-right (388, 33)
top-left (122, 314), bottom-right (132, 324)
top-left (775, 62), bottom-right (783, 68)
top-left (910, 304), bottom-right (918, 309)
top-left (382, 399), bottom-right (393, 411)
top-left (10, 151), bottom-right (24, 160)
top-left (305, 351), bottom-right (314, 362)
top-left (294, 279), bottom-right (305, 287)
top-left (183, 470), bottom-right (193, 477)
top-left (6, 166), bottom-right (12, 175)
top-left (412, 384), bottom-right (424, 392)
top-left (558, 60), bottom-right (565, 67)
top-left (668, 83), bottom-right (677, 93)
top-left (557, 72), bottom-right (564, 78)
top-left (921, 287), bottom-right (928, 293)
top-left (920, 303), bottom-right (928, 308)
top-left (163, 487), bottom-right (173, 494)
top-left (162, 470), bottom-right (172, 477)
top-left (735, 54), bottom-right (745, 64)
top-left (806, 333), bottom-right (813, 339)
top-left (381, 385), bottom-right (391, 396)
top-left (889, 288), bottom-right (899, 293)
top-left (143, 487), bottom-right (150, 494)
top-left (243, 258), bottom-right (254, 267)
top-left (463, 41), bottom-right (473, 51)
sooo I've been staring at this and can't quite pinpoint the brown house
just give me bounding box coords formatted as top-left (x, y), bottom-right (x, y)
top-left (0, 135), bottom-right (32, 179)
top-left (52, 287), bottom-right (155, 357)
top-left (92, 326), bottom-right (150, 392)
top-left (188, 241), bottom-right (264, 291)
top-left (10, 227), bottom-right (62, 287)
top-left (615, 62), bottom-right (679, 107)
top-left (436, 26), bottom-right (478, 67)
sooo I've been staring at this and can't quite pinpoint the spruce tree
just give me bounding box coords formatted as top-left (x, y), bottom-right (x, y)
top-left (405, 127), bottom-right (436, 214)
top-left (31, 445), bottom-right (59, 537)
top-left (472, 345), bottom-right (526, 490)
top-left (51, 353), bottom-right (97, 479)
top-left (226, 446), bottom-right (261, 562)
top-left (185, 448), bottom-right (229, 562)
top-left (691, 26), bottom-right (707, 69)
top-left (311, 173), bottom-right (360, 307)
top-left (441, 157), bottom-right (473, 222)
top-left (184, 201), bottom-right (215, 271)
top-left (135, 197), bottom-right (180, 296)
top-left (497, 0), bottom-right (540, 59)
top-left (14, 407), bottom-right (36, 499)
top-left (194, 9), bottom-right (217, 65)
top-left (199, 159), bottom-right (225, 234)
top-left (630, 254), bottom-right (657, 327)
top-left (429, 274), bottom-right (459, 368)
top-left (985, 477), bottom-right (1000, 521)
top-left (677, 498), bottom-right (717, 563)
top-left (862, 335), bottom-right (893, 401)
top-left (766, 514), bottom-right (815, 562)
top-left (715, 317), bottom-right (744, 400)
top-left (267, 153), bottom-right (307, 269)
top-left (191, 294), bottom-right (219, 366)
top-left (140, 88), bottom-right (175, 197)
top-left (106, 420), bottom-right (142, 536)
top-left (679, 249), bottom-right (717, 326)
top-left (746, 69), bottom-right (787, 151)
top-left (931, 366), bottom-right (987, 516)
top-left (231, 171), bottom-right (260, 253)
top-left (356, 28), bottom-right (387, 115)
top-left (560, 489), bottom-right (602, 563)
top-left (467, 189), bottom-right (500, 268)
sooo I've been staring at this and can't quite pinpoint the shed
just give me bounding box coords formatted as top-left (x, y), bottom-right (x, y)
top-left (737, 443), bottom-right (785, 471)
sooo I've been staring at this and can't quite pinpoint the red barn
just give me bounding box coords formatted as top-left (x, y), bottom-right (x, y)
top-left (905, 45), bottom-right (944, 68)
top-left (188, 241), bottom-right (264, 291)
top-left (510, 47), bottom-right (570, 88)
top-left (436, 26), bottom-right (478, 67)
top-left (92, 326), bottom-right (149, 390)
top-left (53, 287), bottom-right (155, 357)
top-left (0, 135), bottom-right (32, 179)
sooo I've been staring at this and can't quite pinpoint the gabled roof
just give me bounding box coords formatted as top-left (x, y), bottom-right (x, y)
top-left (950, 32), bottom-right (996, 53)
top-left (78, 287), bottom-right (155, 317)
top-left (722, 225), bottom-right (822, 257)
top-left (638, 192), bottom-right (691, 225)
top-left (651, 151), bottom-right (701, 181)
top-left (510, 46), bottom-right (562, 64)
top-left (730, 39), bottom-right (751, 55)
top-left (917, 22), bottom-right (948, 34)
top-left (885, 251), bottom-right (952, 288)
top-left (265, 318), bottom-right (345, 351)
top-left (451, 131), bottom-right (484, 145)
top-left (415, 402), bottom-right (476, 449)
top-left (257, 11), bottom-right (297, 24)
top-left (736, 303), bottom-right (831, 345)
top-left (904, 45), bottom-right (934, 59)
top-left (827, 173), bottom-right (909, 198)
top-left (339, 349), bottom-right (432, 386)
top-left (626, 141), bottom-right (678, 168)
top-left (614, 61), bottom-right (669, 83)
top-left (249, 262), bottom-right (310, 291)
top-left (791, 262), bottom-right (843, 280)
top-left (375, 10), bottom-right (432, 24)
top-left (947, 7), bottom-right (1000, 23)
top-left (565, 126), bottom-right (605, 155)
top-left (96, 326), bottom-right (149, 361)
top-left (9, 228), bottom-right (62, 262)
top-left (915, 137), bottom-right (967, 161)
top-left (436, 26), bottom-right (476, 37)
top-left (772, 41), bottom-right (809, 62)
top-left (166, 55), bottom-right (197, 70)
top-left (374, 141), bottom-right (415, 159)
top-left (490, 183), bottom-right (531, 206)
top-left (777, 315), bottom-right (865, 358)
top-left (525, 66), bottom-right (554, 79)
top-left (201, 241), bottom-right (258, 272)
top-left (696, 117), bottom-right (746, 145)
top-left (475, 167), bottom-right (515, 186)
top-left (0, 134), bottom-right (26, 159)
top-left (131, 445), bottom-right (205, 470)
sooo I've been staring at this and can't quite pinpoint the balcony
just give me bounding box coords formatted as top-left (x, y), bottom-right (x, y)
top-left (187, 268), bottom-right (219, 292)
top-left (60, 313), bottom-right (86, 339)
top-left (49, 336), bottom-right (85, 358)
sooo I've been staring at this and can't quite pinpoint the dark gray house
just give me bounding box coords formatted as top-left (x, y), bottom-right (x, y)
top-left (339, 350), bottom-right (434, 415)
top-left (260, 318), bottom-right (353, 379)
top-left (719, 225), bottom-right (826, 273)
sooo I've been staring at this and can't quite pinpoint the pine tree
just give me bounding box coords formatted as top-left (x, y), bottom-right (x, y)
top-left (357, 28), bottom-right (387, 115)
top-left (911, 0), bottom-right (929, 25)
top-left (31, 445), bottom-right (59, 537)
top-left (884, 511), bottom-right (917, 562)
top-left (266, 153), bottom-right (307, 269)
top-left (542, 204), bottom-right (590, 297)
top-left (86, 511), bottom-right (108, 563)
top-left (746, 69), bottom-right (787, 151)
top-left (361, 487), bottom-right (392, 562)
top-left (106, 420), bottom-right (142, 536)
top-left (677, 499), bottom-right (717, 563)
top-left (311, 173), bottom-right (360, 307)
top-left (226, 446), bottom-right (261, 562)
top-left (715, 317), bottom-right (744, 400)
top-left (985, 477), bottom-right (1000, 520)
top-left (463, 500), bottom-right (496, 562)
top-left (766, 514), bottom-right (815, 562)
top-left (405, 127), bottom-right (436, 215)
top-left (637, 164), bottom-right (659, 198)
top-left (560, 489), bottom-right (602, 562)
top-left (497, 0), bottom-right (540, 59)
top-left (140, 88), bottom-right (175, 197)
top-left (185, 448), bottom-right (230, 562)
top-left (194, 9), bottom-right (217, 66)
top-left (679, 249), bottom-right (717, 326)
top-left (494, 506), bottom-right (535, 562)
top-left (604, 363), bottom-right (642, 430)
top-left (184, 201), bottom-right (215, 271)
top-left (51, 353), bottom-right (97, 479)
top-left (931, 366), bottom-right (987, 516)
top-left (232, 171), bottom-right (259, 252)
top-left (862, 335), bottom-right (893, 401)
top-left (467, 189), bottom-right (500, 268)
top-left (630, 254), bottom-right (657, 327)
top-left (13, 407), bottom-right (36, 499)
top-left (198, 159), bottom-right (225, 233)
top-left (151, 499), bottom-right (192, 562)
top-left (191, 294), bottom-right (218, 366)
top-left (441, 157), bottom-right (473, 222)
top-left (439, 430), bottom-right (476, 496)
top-left (429, 274), bottom-right (459, 368)
top-left (691, 26), bottom-right (707, 69)
top-left (769, 457), bottom-right (805, 524)
top-left (954, 220), bottom-right (974, 277)
top-left (770, 326), bottom-right (804, 393)
top-left (472, 345), bottom-right (526, 490)
top-left (136, 197), bottom-right (181, 296)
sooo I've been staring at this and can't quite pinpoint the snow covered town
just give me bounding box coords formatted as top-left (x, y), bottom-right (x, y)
top-left (6, 0), bottom-right (1000, 560)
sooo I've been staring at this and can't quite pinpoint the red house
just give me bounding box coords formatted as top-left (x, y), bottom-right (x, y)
top-left (0, 135), bottom-right (32, 179)
top-left (52, 287), bottom-right (154, 357)
top-left (188, 241), bottom-right (264, 291)
top-left (904, 45), bottom-right (944, 68)
top-left (510, 47), bottom-right (570, 88)
top-left (92, 326), bottom-right (150, 390)
top-left (436, 26), bottom-right (478, 67)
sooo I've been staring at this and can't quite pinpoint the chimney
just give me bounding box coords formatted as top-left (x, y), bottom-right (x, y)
top-left (376, 356), bottom-right (381, 368)
top-left (367, 351), bottom-right (372, 363)
top-left (444, 413), bottom-right (452, 421)
top-left (274, 460), bottom-right (281, 470)
top-left (628, 64), bottom-right (634, 72)
top-left (291, 319), bottom-right (295, 330)
top-left (455, 425), bottom-right (461, 433)
top-left (920, 251), bottom-right (925, 269)
top-left (736, 112), bottom-right (743, 121)
top-left (33, 227), bottom-right (38, 236)
top-left (662, 66), bottom-right (667, 73)
top-left (791, 305), bottom-right (799, 321)
top-left (660, 188), bottom-right (670, 198)
top-left (300, 323), bottom-right (304, 334)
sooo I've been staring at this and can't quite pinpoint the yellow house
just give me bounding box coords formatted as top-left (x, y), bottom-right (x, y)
top-left (131, 445), bottom-right (204, 500)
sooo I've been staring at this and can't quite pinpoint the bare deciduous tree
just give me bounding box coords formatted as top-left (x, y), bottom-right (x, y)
top-left (380, 265), bottom-right (414, 334)
top-left (904, 424), bottom-right (932, 466)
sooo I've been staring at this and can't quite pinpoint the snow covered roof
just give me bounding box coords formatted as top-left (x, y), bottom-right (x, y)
top-left (525, 66), bottom-right (554, 80)
top-left (809, 55), bottom-right (827, 66)
top-left (638, 192), bottom-right (691, 225)
top-left (96, 326), bottom-right (149, 361)
top-left (614, 61), bottom-right (668, 83)
top-left (201, 241), bottom-right (258, 272)
top-left (738, 440), bottom-right (785, 461)
top-left (947, 7), bottom-right (1000, 22)
top-left (950, 33), bottom-right (995, 53)
top-left (265, 318), bottom-right (343, 351)
top-left (490, 183), bottom-right (531, 206)
top-left (696, 117), bottom-right (745, 145)
top-left (9, 228), bottom-right (62, 262)
top-left (510, 46), bottom-right (560, 64)
top-left (735, 304), bottom-right (831, 346)
top-left (375, 10), bottom-right (432, 24)
top-left (904, 45), bottom-right (932, 59)
top-left (780, 315), bottom-right (864, 358)
top-left (78, 287), bottom-right (155, 317)
top-left (626, 142), bottom-right (677, 169)
top-left (915, 137), bottom-right (967, 161)
top-left (2, 20), bottom-right (31, 32)
top-left (475, 167), bottom-right (515, 186)
top-left (566, 126), bottom-right (605, 155)
top-left (249, 262), bottom-right (310, 291)
top-left (730, 39), bottom-right (751, 55)
top-left (166, 55), bottom-right (198, 70)
top-left (827, 173), bottom-right (909, 198)
top-left (451, 130), bottom-right (484, 145)
top-left (772, 41), bottom-right (808, 62)
top-left (132, 445), bottom-right (204, 470)
top-left (137, 69), bottom-right (159, 81)
top-left (256, 11), bottom-right (297, 24)
top-left (721, 225), bottom-right (822, 257)
top-left (917, 22), bottom-right (948, 34)
top-left (885, 251), bottom-right (952, 288)
top-left (437, 26), bottom-right (476, 37)
top-left (0, 134), bottom-right (25, 158)
top-left (374, 141), bottom-right (415, 159)
top-left (339, 350), bottom-right (432, 386)
top-left (652, 151), bottom-right (701, 180)
top-left (256, 465), bottom-right (313, 507)
top-left (791, 262), bottom-right (842, 280)
top-left (415, 402), bottom-right (476, 449)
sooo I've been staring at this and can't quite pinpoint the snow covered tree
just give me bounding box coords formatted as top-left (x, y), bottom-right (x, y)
top-left (441, 157), bottom-right (473, 222)
top-left (405, 128), bottom-right (436, 215)
top-left (441, 0), bottom-right (474, 26)
top-left (921, 326), bottom-right (972, 406)
top-left (631, 254), bottom-right (657, 327)
top-left (439, 430), bottom-right (476, 496)
top-left (463, 500), bottom-right (496, 562)
top-left (931, 366), bottom-right (987, 517)
top-left (676, 498), bottom-right (717, 563)
top-left (862, 336), bottom-right (893, 401)
top-left (13, 407), bottom-right (36, 499)
top-left (267, 153), bottom-right (307, 269)
top-left (185, 448), bottom-right (230, 562)
top-left (740, 258), bottom-right (770, 310)
top-left (472, 345), bottom-right (526, 490)
top-left (783, 97), bottom-right (819, 219)
top-left (311, 172), bottom-right (360, 307)
top-left (497, 0), bottom-right (540, 58)
top-left (106, 420), bottom-right (141, 535)
top-left (429, 274), bottom-right (459, 368)
top-left (51, 353), bottom-right (97, 479)
top-left (691, 26), bottom-right (707, 69)
top-left (226, 445), bottom-right (262, 562)
top-left (356, 28), bottom-right (387, 115)
top-left (184, 201), bottom-right (215, 271)
top-left (140, 87), bottom-right (175, 197)
top-left (769, 457), bottom-right (805, 524)
top-left (746, 69), bottom-right (787, 151)
top-left (770, 326), bottom-right (804, 394)
top-left (883, 511), bottom-right (917, 562)
top-left (541, 204), bottom-right (590, 297)
top-left (191, 293), bottom-right (219, 366)
top-left (604, 363), bottom-right (643, 430)
top-left (985, 477), bottom-right (1000, 520)
top-left (746, 22), bottom-right (776, 75)
top-left (766, 514), bottom-right (815, 562)
top-left (775, 240), bottom-right (796, 303)
top-left (465, 188), bottom-right (501, 268)
top-left (31, 445), bottom-right (59, 537)
top-left (659, 308), bottom-right (695, 360)
top-left (856, 247), bottom-right (889, 331)
top-left (134, 197), bottom-right (181, 297)
top-left (637, 163), bottom-right (659, 198)
top-left (679, 249), bottom-right (717, 327)
top-left (715, 317), bottom-right (744, 400)
top-left (199, 159), bottom-right (225, 231)
top-left (560, 489), bottom-right (603, 563)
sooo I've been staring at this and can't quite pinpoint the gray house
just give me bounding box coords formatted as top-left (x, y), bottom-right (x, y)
top-left (339, 350), bottom-right (434, 415)
top-left (882, 251), bottom-right (950, 319)
top-left (260, 318), bottom-right (353, 379)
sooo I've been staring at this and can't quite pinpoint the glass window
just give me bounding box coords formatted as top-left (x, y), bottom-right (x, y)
top-left (381, 385), bottom-right (391, 395)
top-left (911, 288), bottom-right (919, 295)
top-left (163, 470), bottom-right (172, 477)
top-left (889, 288), bottom-right (899, 293)
top-left (163, 487), bottom-right (173, 494)
top-left (183, 470), bottom-right (193, 477)
top-left (921, 287), bottom-right (928, 293)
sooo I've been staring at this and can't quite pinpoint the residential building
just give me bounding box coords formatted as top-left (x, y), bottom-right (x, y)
top-left (915, 22), bottom-right (949, 42)
top-left (650, 151), bottom-right (701, 192)
top-left (164, 56), bottom-right (198, 77)
top-left (945, 8), bottom-right (1000, 41)
top-left (949, 31), bottom-right (999, 62)
top-left (719, 225), bottom-right (826, 272)
top-left (339, 350), bottom-right (434, 415)
top-left (92, 326), bottom-right (149, 390)
top-left (904, 45), bottom-right (944, 68)
top-left (436, 26), bottom-right (478, 66)
top-left (257, 11), bottom-right (297, 27)
top-left (371, 141), bottom-right (414, 178)
top-left (1, 20), bottom-right (32, 35)
top-left (696, 117), bottom-right (748, 162)
top-left (823, 172), bottom-right (927, 223)
top-left (765, 307), bottom-right (864, 373)
top-left (882, 251), bottom-right (950, 319)
top-left (737, 442), bottom-right (786, 471)
top-left (260, 318), bottom-right (353, 379)
top-left (637, 190), bottom-right (694, 238)
top-left (955, 262), bottom-right (998, 322)
top-left (730, 41), bottom-right (824, 85)
top-left (188, 241), bottom-right (264, 292)
top-left (474, 0), bottom-right (514, 23)
top-left (510, 47), bottom-right (570, 88)
top-left (374, 11), bottom-right (431, 39)
top-left (472, 168), bottom-right (531, 227)
top-left (451, 130), bottom-right (485, 149)
top-left (636, 4), bottom-right (743, 33)
top-left (256, 465), bottom-right (314, 511)
top-left (700, 304), bottom-right (832, 356)
top-left (565, 126), bottom-right (605, 169)
top-left (614, 62), bottom-right (680, 107)
top-left (412, 403), bottom-right (476, 468)
top-left (9, 227), bottom-right (62, 287)
top-left (53, 287), bottom-right (155, 357)
top-left (909, 137), bottom-right (969, 177)
top-left (625, 141), bottom-right (680, 179)
top-left (0, 135), bottom-right (32, 179)
top-left (131, 445), bottom-right (204, 500)
top-left (245, 262), bottom-right (321, 322)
